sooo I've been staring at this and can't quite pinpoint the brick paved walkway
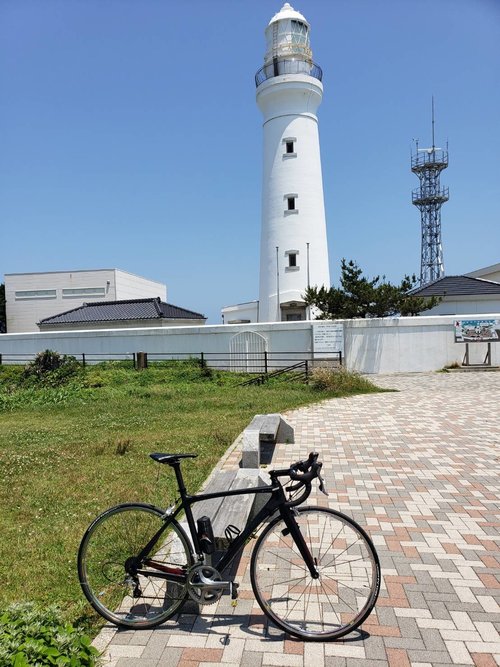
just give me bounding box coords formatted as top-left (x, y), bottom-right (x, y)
top-left (95, 372), bottom-right (500, 666)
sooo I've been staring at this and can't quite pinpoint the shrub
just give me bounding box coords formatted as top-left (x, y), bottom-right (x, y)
top-left (0, 602), bottom-right (100, 666)
top-left (310, 367), bottom-right (379, 394)
top-left (22, 350), bottom-right (81, 387)
top-left (0, 365), bottom-right (24, 390)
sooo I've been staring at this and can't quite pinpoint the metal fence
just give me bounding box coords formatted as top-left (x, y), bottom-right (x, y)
top-left (0, 350), bottom-right (342, 372)
top-left (255, 59), bottom-right (323, 87)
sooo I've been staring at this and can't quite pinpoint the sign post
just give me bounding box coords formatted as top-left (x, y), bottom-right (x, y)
top-left (454, 319), bottom-right (500, 367)
top-left (312, 321), bottom-right (344, 363)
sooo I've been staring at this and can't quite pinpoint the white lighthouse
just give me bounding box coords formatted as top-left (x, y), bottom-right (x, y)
top-left (256, 3), bottom-right (330, 322)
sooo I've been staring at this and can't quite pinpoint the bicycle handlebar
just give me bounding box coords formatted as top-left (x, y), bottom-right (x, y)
top-left (289, 451), bottom-right (321, 483)
top-left (270, 452), bottom-right (326, 507)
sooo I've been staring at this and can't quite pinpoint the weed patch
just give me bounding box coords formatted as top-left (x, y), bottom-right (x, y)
top-left (310, 367), bottom-right (384, 395)
top-left (0, 602), bottom-right (99, 666)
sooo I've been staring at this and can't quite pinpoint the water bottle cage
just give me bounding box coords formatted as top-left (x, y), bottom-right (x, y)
top-left (224, 524), bottom-right (241, 544)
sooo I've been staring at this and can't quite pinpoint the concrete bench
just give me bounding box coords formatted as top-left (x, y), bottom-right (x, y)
top-left (181, 412), bottom-right (293, 556)
top-left (241, 413), bottom-right (294, 468)
top-left (190, 468), bottom-right (268, 550)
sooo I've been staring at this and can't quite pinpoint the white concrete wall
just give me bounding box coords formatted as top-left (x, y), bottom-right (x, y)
top-left (345, 315), bottom-right (499, 373)
top-left (1, 315), bottom-right (498, 373)
top-left (4, 269), bottom-right (167, 333)
top-left (0, 322), bottom-right (312, 364)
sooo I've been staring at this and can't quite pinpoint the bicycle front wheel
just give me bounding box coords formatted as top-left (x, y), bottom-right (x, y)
top-left (251, 506), bottom-right (380, 641)
top-left (78, 503), bottom-right (193, 629)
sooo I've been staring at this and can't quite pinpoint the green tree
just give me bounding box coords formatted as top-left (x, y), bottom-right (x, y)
top-left (0, 283), bottom-right (6, 333)
top-left (304, 259), bottom-right (439, 319)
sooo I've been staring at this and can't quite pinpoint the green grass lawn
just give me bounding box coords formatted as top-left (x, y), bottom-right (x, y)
top-left (0, 359), bottom-right (381, 631)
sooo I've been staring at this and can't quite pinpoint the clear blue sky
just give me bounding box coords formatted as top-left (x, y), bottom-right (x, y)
top-left (1, 0), bottom-right (499, 323)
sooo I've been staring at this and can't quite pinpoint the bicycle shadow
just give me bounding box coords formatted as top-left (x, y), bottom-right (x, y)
top-left (113, 607), bottom-right (371, 646)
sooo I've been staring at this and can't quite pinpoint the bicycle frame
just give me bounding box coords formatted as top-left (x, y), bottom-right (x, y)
top-left (135, 461), bottom-right (319, 583)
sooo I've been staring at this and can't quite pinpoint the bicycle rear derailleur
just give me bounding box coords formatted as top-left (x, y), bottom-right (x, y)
top-left (186, 564), bottom-right (238, 606)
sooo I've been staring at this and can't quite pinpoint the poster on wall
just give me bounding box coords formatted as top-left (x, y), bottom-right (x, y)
top-left (312, 321), bottom-right (344, 359)
top-left (454, 319), bottom-right (500, 343)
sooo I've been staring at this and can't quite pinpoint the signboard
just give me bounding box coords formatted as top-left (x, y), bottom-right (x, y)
top-left (312, 321), bottom-right (344, 359)
top-left (454, 319), bottom-right (500, 343)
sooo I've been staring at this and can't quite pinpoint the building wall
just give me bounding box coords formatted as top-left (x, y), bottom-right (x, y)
top-left (222, 302), bottom-right (259, 324)
top-left (466, 263), bottom-right (500, 283)
top-left (1, 315), bottom-right (499, 373)
top-left (420, 296), bottom-right (500, 316)
top-left (115, 270), bottom-right (166, 301)
top-left (4, 270), bottom-right (167, 333)
top-left (39, 318), bottom-right (204, 332)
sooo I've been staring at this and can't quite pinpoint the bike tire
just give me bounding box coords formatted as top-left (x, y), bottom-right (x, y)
top-left (250, 506), bottom-right (380, 641)
top-left (78, 503), bottom-right (193, 629)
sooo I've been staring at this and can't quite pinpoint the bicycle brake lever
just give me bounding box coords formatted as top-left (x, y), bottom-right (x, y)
top-left (318, 472), bottom-right (329, 496)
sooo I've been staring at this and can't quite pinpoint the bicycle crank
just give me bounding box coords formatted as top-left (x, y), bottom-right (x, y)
top-left (186, 564), bottom-right (231, 606)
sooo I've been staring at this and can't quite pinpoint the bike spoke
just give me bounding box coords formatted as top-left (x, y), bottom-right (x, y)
top-left (251, 508), bottom-right (380, 640)
top-left (79, 506), bottom-right (191, 628)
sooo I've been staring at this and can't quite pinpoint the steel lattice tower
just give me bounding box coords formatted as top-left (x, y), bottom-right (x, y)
top-left (411, 102), bottom-right (449, 285)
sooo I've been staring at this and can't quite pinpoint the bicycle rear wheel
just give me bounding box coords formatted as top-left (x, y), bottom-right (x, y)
top-left (78, 503), bottom-right (193, 628)
top-left (250, 506), bottom-right (380, 641)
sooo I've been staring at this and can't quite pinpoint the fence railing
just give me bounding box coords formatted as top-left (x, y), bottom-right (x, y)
top-left (0, 350), bottom-right (342, 372)
top-left (255, 59), bottom-right (323, 87)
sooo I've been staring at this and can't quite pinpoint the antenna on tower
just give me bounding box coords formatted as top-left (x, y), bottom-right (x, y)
top-left (431, 96), bottom-right (435, 150)
top-left (411, 100), bottom-right (449, 285)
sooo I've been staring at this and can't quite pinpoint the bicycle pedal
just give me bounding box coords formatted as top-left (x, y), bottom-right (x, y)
top-left (231, 599), bottom-right (238, 608)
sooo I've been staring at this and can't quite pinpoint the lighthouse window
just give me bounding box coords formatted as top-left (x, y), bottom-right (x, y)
top-left (283, 137), bottom-right (297, 158)
top-left (290, 20), bottom-right (309, 50)
top-left (284, 250), bottom-right (299, 271)
top-left (284, 193), bottom-right (298, 215)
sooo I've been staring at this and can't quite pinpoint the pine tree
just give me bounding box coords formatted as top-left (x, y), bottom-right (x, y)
top-left (304, 260), bottom-right (439, 319)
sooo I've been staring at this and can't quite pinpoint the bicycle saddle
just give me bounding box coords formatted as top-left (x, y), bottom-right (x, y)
top-left (150, 453), bottom-right (197, 465)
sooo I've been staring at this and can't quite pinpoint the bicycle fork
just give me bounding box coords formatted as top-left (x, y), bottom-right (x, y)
top-left (281, 508), bottom-right (319, 579)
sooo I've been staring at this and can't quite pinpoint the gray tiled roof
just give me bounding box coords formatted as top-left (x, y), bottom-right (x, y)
top-left (39, 298), bottom-right (206, 325)
top-left (408, 275), bottom-right (500, 297)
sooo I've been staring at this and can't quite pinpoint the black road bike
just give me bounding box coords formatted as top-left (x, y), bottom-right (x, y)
top-left (78, 452), bottom-right (380, 641)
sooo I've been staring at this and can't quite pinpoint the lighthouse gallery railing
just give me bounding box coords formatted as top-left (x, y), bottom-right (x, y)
top-left (255, 59), bottom-right (323, 87)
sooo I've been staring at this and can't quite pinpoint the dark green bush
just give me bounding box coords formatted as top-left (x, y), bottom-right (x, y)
top-left (0, 365), bottom-right (24, 390)
top-left (0, 602), bottom-right (100, 666)
top-left (22, 350), bottom-right (81, 387)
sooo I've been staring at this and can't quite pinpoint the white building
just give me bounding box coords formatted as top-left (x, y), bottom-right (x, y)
top-left (4, 269), bottom-right (166, 333)
top-left (222, 3), bottom-right (330, 324)
top-left (408, 274), bottom-right (500, 316)
top-left (37, 297), bottom-right (206, 331)
top-left (466, 262), bottom-right (500, 283)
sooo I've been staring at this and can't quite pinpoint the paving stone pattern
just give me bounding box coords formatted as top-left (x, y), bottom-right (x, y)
top-left (96, 372), bottom-right (500, 666)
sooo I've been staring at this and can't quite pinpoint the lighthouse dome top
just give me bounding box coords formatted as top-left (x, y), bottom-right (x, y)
top-left (263, 3), bottom-right (313, 67)
top-left (268, 3), bottom-right (309, 27)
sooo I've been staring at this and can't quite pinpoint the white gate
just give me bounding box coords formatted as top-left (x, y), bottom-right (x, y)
top-left (230, 331), bottom-right (268, 373)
